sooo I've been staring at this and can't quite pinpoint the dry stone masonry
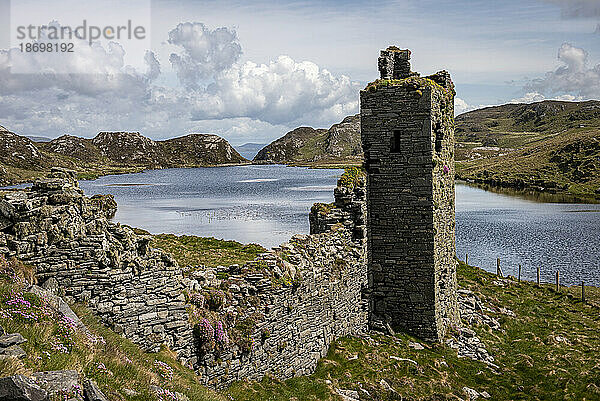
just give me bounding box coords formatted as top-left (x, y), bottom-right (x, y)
top-left (361, 47), bottom-right (459, 341)
top-left (0, 168), bottom-right (193, 359)
top-left (186, 173), bottom-right (368, 386)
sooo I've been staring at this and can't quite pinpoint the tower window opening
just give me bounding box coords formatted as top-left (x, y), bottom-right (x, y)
top-left (434, 123), bottom-right (443, 153)
top-left (391, 130), bottom-right (401, 153)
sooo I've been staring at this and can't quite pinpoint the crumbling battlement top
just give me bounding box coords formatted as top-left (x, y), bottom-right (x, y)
top-left (378, 46), bottom-right (413, 80)
top-left (371, 48), bottom-right (454, 94)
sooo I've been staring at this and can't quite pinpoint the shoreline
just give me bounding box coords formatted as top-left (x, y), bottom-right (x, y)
top-left (456, 178), bottom-right (600, 204)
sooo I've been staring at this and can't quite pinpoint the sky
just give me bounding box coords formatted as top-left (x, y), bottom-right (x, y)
top-left (0, 0), bottom-right (599, 145)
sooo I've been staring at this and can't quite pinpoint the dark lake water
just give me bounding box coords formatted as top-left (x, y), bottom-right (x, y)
top-left (78, 166), bottom-right (600, 286)
top-left (80, 165), bottom-right (340, 249)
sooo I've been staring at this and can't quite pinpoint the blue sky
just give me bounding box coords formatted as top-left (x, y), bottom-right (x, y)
top-left (1, 0), bottom-right (598, 143)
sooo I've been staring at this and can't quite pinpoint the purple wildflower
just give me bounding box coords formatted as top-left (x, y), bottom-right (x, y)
top-left (154, 360), bottom-right (174, 381)
top-left (196, 318), bottom-right (214, 342)
top-left (214, 321), bottom-right (229, 345)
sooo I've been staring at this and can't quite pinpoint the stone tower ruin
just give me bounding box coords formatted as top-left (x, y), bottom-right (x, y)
top-left (360, 47), bottom-right (459, 341)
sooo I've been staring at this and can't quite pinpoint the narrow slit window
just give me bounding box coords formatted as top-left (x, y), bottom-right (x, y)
top-left (434, 123), bottom-right (443, 153)
top-left (391, 130), bottom-right (401, 153)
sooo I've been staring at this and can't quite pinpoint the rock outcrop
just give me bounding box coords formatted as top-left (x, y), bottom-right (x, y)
top-left (0, 128), bottom-right (248, 185)
top-left (253, 114), bottom-right (362, 165)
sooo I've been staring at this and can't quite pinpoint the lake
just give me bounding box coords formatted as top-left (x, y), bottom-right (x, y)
top-left (78, 166), bottom-right (600, 286)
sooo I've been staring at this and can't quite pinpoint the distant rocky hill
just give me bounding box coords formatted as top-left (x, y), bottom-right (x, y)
top-left (46, 135), bottom-right (104, 162)
top-left (25, 135), bottom-right (52, 142)
top-left (161, 134), bottom-right (245, 166)
top-left (0, 128), bottom-right (247, 185)
top-left (254, 100), bottom-right (600, 197)
top-left (254, 115), bottom-right (362, 166)
top-left (0, 130), bottom-right (51, 171)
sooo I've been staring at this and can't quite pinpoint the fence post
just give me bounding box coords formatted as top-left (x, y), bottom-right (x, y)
top-left (518, 264), bottom-right (521, 283)
top-left (497, 258), bottom-right (503, 277)
top-left (536, 266), bottom-right (540, 286)
top-left (555, 271), bottom-right (560, 292)
top-left (465, 253), bottom-right (468, 266)
top-left (582, 281), bottom-right (585, 303)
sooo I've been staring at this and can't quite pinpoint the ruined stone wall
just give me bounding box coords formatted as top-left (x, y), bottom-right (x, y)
top-left (186, 176), bottom-right (368, 387)
top-left (360, 48), bottom-right (459, 341)
top-left (0, 169), bottom-right (193, 359)
top-left (0, 167), bottom-right (369, 386)
top-left (309, 173), bottom-right (366, 241)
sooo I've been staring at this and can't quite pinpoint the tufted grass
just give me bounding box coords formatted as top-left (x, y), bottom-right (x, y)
top-left (0, 257), bottom-right (224, 401)
top-left (151, 234), bottom-right (266, 269)
top-left (228, 261), bottom-right (600, 400)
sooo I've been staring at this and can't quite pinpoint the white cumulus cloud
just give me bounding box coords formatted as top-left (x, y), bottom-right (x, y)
top-left (525, 43), bottom-right (600, 99)
top-left (0, 21), bottom-right (359, 142)
top-left (168, 22), bottom-right (242, 89)
top-left (188, 55), bottom-right (359, 125)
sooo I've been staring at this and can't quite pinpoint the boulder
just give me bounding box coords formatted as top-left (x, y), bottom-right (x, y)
top-left (0, 345), bottom-right (26, 359)
top-left (40, 278), bottom-right (59, 295)
top-left (29, 286), bottom-right (91, 337)
top-left (0, 375), bottom-right (48, 401)
top-left (83, 379), bottom-right (108, 401)
top-left (31, 370), bottom-right (79, 394)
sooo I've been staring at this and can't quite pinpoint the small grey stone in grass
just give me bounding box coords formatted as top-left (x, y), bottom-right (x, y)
top-left (408, 341), bottom-right (424, 350)
top-left (0, 374), bottom-right (49, 401)
top-left (0, 345), bottom-right (27, 359)
top-left (379, 379), bottom-right (396, 393)
top-left (122, 388), bottom-right (140, 396)
top-left (390, 356), bottom-right (418, 365)
top-left (335, 388), bottom-right (360, 401)
top-left (83, 379), bottom-right (108, 401)
top-left (0, 333), bottom-right (27, 347)
top-left (463, 386), bottom-right (480, 400)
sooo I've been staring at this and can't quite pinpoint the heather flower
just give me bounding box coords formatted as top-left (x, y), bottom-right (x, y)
top-left (443, 165), bottom-right (450, 174)
top-left (195, 318), bottom-right (214, 342)
top-left (59, 384), bottom-right (83, 401)
top-left (155, 387), bottom-right (178, 401)
top-left (214, 321), bottom-right (229, 345)
top-left (154, 360), bottom-right (174, 381)
top-left (51, 341), bottom-right (69, 354)
top-left (95, 362), bottom-right (112, 375)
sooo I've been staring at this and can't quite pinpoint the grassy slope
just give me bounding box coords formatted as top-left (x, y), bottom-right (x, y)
top-left (2, 237), bottom-right (599, 400)
top-left (455, 100), bottom-right (600, 149)
top-left (0, 257), bottom-right (223, 401)
top-left (228, 261), bottom-right (600, 401)
top-left (455, 101), bottom-right (600, 197)
top-left (151, 234), bottom-right (266, 268)
top-left (456, 128), bottom-right (600, 197)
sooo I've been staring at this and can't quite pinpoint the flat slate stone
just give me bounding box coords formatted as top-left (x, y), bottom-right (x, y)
top-left (31, 370), bottom-right (79, 394)
top-left (0, 333), bottom-right (26, 348)
top-left (0, 345), bottom-right (26, 359)
top-left (0, 374), bottom-right (49, 401)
